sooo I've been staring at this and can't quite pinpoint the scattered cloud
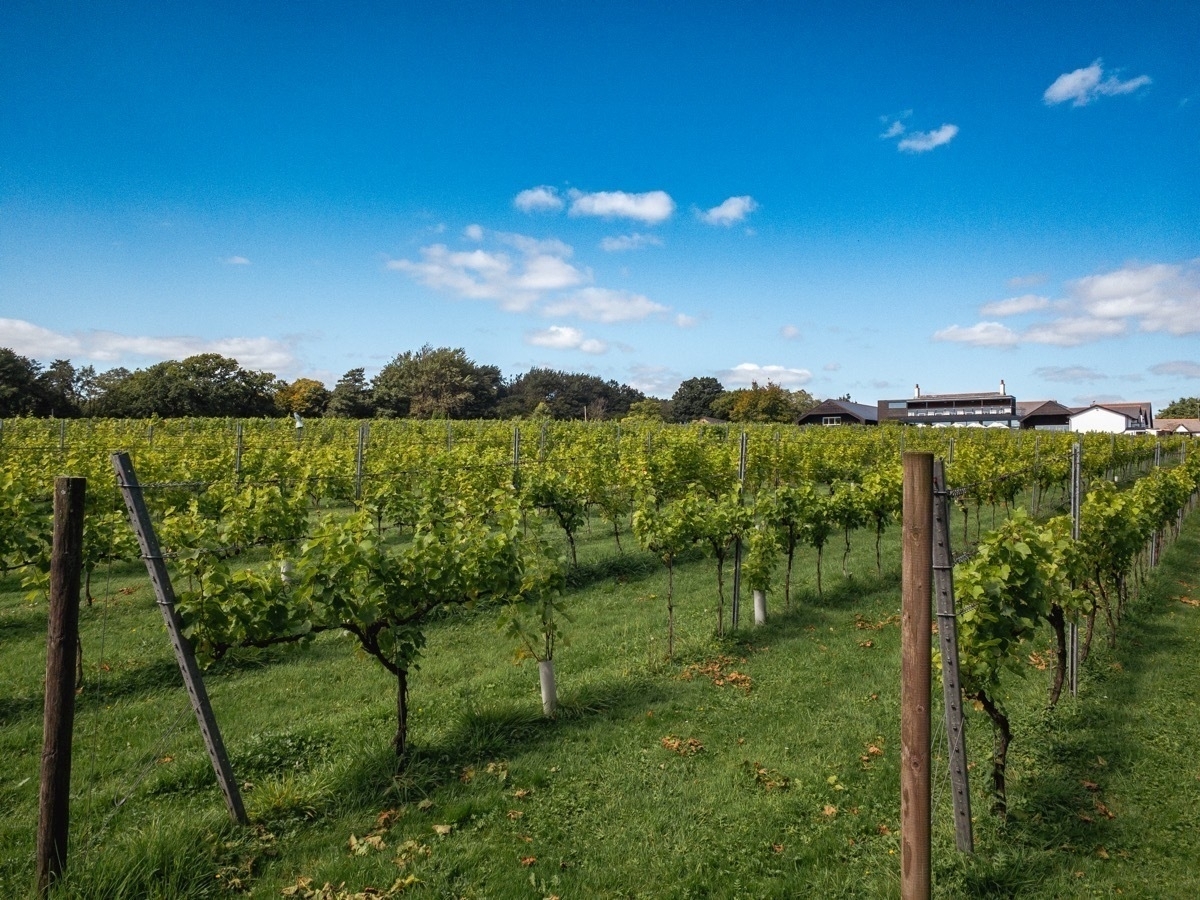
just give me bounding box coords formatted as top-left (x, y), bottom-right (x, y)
top-left (514, 186), bottom-right (564, 213)
top-left (699, 196), bottom-right (758, 226)
top-left (1151, 360), bottom-right (1200, 379)
top-left (223, 255), bottom-right (251, 265)
top-left (0, 317), bottom-right (297, 373)
top-left (542, 287), bottom-right (667, 323)
top-left (525, 325), bottom-right (607, 354)
top-left (1020, 316), bottom-right (1128, 346)
top-left (932, 322), bottom-right (1019, 347)
top-left (1007, 273), bottom-right (1048, 289)
top-left (463, 224), bottom-right (484, 241)
top-left (674, 313), bottom-right (698, 329)
top-left (568, 189), bottom-right (675, 224)
top-left (823, 362), bottom-right (841, 372)
top-left (720, 362), bottom-right (813, 388)
top-left (780, 324), bottom-right (802, 340)
top-left (600, 233), bottom-right (663, 252)
top-left (1034, 365), bottom-right (1108, 383)
top-left (390, 229), bottom-right (680, 328)
top-left (898, 124), bottom-right (959, 153)
top-left (936, 260), bottom-right (1200, 349)
top-left (878, 110), bottom-right (912, 139)
top-left (627, 364), bottom-right (680, 398)
top-left (1043, 59), bottom-right (1151, 106)
top-left (980, 294), bottom-right (1051, 316)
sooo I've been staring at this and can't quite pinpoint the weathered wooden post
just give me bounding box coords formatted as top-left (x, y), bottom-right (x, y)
top-left (901, 452), bottom-right (932, 900)
top-left (36, 477), bottom-right (86, 896)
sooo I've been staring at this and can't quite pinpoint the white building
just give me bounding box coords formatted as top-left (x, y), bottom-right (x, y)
top-left (1069, 402), bottom-right (1154, 434)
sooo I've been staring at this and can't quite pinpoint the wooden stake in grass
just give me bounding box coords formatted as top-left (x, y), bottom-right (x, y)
top-left (900, 452), bottom-right (932, 900)
top-left (37, 476), bottom-right (85, 897)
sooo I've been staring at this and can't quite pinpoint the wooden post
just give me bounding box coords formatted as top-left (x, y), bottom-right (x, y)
top-left (932, 460), bottom-right (973, 853)
top-left (730, 431), bottom-right (749, 628)
top-left (36, 477), bottom-right (86, 896)
top-left (1069, 442), bottom-right (1082, 696)
top-left (110, 452), bottom-right (247, 825)
top-left (901, 452), bottom-right (932, 900)
top-left (355, 423), bottom-right (368, 502)
top-left (234, 422), bottom-right (244, 482)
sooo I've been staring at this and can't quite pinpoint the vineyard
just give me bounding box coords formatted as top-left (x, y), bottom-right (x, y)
top-left (2, 418), bottom-right (1199, 897)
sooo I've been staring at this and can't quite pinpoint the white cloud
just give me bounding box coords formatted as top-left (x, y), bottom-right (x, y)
top-left (568, 189), bottom-right (675, 224)
top-left (1070, 262), bottom-right (1200, 335)
top-left (674, 313), bottom-right (698, 329)
top-left (1044, 60), bottom-right (1151, 106)
top-left (463, 224), bottom-right (484, 241)
top-left (224, 255), bottom-right (251, 265)
top-left (1034, 365), bottom-right (1108, 383)
top-left (879, 110), bottom-right (912, 139)
top-left (980, 294), bottom-right (1051, 316)
top-left (627, 364), bottom-right (680, 398)
top-left (526, 325), bottom-right (608, 354)
top-left (700, 196), bottom-right (758, 226)
top-left (391, 229), bottom-right (677, 324)
top-left (898, 124), bottom-right (959, 153)
top-left (1007, 273), bottom-right (1047, 289)
top-left (1150, 360), bottom-right (1200, 379)
top-left (721, 362), bottom-right (813, 388)
top-left (823, 362), bottom-right (841, 372)
top-left (514, 186), bottom-right (564, 213)
top-left (600, 233), bottom-right (663, 252)
top-left (780, 324), bottom-right (802, 340)
top-left (0, 317), bottom-right (297, 373)
top-left (542, 287), bottom-right (668, 323)
top-left (936, 260), bottom-right (1200, 350)
top-left (1022, 316), bottom-right (1128, 346)
top-left (932, 322), bottom-right (1019, 347)
top-left (388, 240), bottom-right (586, 312)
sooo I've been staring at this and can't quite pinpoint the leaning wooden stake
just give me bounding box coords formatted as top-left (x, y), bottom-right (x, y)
top-left (932, 460), bottom-right (973, 853)
top-left (901, 452), bottom-right (932, 900)
top-left (37, 477), bottom-right (86, 897)
top-left (111, 452), bottom-right (247, 825)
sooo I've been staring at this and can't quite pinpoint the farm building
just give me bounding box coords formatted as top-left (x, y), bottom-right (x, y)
top-left (876, 383), bottom-right (1019, 428)
top-left (1069, 402), bottom-right (1154, 434)
top-left (1155, 418), bottom-right (1200, 436)
top-left (1015, 400), bottom-right (1072, 431)
top-left (797, 399), bottom-right (878, 426)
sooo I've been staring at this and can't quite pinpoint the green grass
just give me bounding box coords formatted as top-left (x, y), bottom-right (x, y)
top-left (3, 505), bottom-right (1200, 897)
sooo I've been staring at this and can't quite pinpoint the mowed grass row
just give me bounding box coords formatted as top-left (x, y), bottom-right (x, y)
top-left (2, 500), bottom-right (1199, 898)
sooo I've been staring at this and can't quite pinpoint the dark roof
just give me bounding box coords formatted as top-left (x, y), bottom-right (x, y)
top-left (1155, 418), bottom-right (1200, 434)
top-left (801, 399), bottom-right (878, 422)
top-left (882, 391), bottom-right (1012, 403)
top-left (1071, 402), bottom-right (1153, 423)
top-left (1016, 400), bottom-right (1073, 418)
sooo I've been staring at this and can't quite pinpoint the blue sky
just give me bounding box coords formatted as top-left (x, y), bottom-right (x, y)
top-left (2, 1), bottom-right (1197, 408)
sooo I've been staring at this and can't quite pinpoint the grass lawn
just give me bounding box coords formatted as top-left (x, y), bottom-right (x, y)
top-left (2, 502), bottom-right (1199, 898)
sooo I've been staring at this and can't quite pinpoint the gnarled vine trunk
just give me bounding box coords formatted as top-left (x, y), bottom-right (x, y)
top-left (974, 690), bottom-right (1012, 818)
top-left (393, 668), bottom-right (409, 758)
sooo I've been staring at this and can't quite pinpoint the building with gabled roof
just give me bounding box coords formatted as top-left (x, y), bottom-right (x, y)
top-left (877, 382), bottom-right (1018, 428)
top-left (1155, 418), bottom-right (1200, 436)
top-left (798, 399), bottom-right (878, 426)
top-left (1069, 402), bottom-right (1154, 434)
top-left (1015, 400), bottom-right (1072, 431)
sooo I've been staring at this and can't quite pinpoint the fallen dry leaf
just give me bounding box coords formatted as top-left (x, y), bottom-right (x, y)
top-left (823, 804), bottom-right (838, 817)
top-left (432, 824), bottom-right (452, 836)
top-left (520, 856), bottom-right (537, 867)
top-left (507, 810), bottom-right (523, 820)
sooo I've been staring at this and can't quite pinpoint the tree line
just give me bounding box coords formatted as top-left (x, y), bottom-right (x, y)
top-left (0, 346), bottom-right (820, 423)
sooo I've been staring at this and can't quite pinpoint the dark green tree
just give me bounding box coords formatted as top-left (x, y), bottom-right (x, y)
top-left (372, 346), bottom-right (500, 419)
top-left (89, 354), bottom-right (281, 417)
top-left (497, 368), bottom-right (644, 420)
top-left (1159, 397), bottom-right (1200, 419)
top-left (326, 368), bottom-right (375, 419)
top-left (0, 348), bottom-right (47, 416)
top-left (670, 376), bottom-right (725, 422)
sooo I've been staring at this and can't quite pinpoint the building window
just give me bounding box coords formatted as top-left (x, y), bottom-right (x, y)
top-left (822, 416), bottom-right (842, 425)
